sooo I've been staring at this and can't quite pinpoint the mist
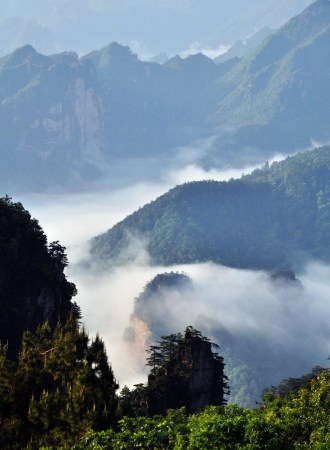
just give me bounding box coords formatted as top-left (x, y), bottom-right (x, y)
top-left (67, 255), bottom-right (330, 404)
top-left (15, 157), bottom-right (330, 404)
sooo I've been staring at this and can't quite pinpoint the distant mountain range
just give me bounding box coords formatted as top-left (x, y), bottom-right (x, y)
top-left (90, 146), bottom-right (330, 271)
top-left (0, 0), bottom-right (312, 57)
top-left (0, 0), bottom-right (329, 193)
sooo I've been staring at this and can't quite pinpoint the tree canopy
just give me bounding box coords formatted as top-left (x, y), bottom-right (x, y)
top-left (0, 316), bottom-right (118, 449)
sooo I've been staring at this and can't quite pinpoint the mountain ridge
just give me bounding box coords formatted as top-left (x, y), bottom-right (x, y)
top-left (90, 146), bottom-right (330, 271)
top-left (0, 1), bottom-right (330, 192)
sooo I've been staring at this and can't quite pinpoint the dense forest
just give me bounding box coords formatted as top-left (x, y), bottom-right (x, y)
top-left (91, 146), bottom-right (330, 271)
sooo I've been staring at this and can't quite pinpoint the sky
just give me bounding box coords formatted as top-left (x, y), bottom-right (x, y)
top-left (0, 0), bottom-right (313, 58)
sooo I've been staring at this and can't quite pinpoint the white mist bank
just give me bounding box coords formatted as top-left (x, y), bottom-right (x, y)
top-left (13, 155), bottom-right (328, 392)
top-left (19, 158), bottom-right (265, 247)
top-left (67, 257), bottom-right (330, 389)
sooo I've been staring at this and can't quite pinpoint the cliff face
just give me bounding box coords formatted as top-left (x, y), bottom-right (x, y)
top-left (0, 197), bottom-right (77, 358)
top-left (0, 45), bottom-right (106, 191)
top-left (21, 73), bottom-right (104, 164)
top-left (186, 339), bottom-right (224, 411)
top-left (147, 328), bottom-right (227, 415)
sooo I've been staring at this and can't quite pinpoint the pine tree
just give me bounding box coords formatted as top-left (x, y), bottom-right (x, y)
top-left (27, 316), bottom-right (118, 448)
top-left (0, 343), bottom-right (17, 449)
top-left (0, 317), bottom-right (119, 449)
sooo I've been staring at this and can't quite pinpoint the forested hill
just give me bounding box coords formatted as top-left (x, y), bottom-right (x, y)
top-left (90, 146), bottom-right (330, 270)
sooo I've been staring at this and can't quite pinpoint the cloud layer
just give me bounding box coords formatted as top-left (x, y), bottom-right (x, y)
top-left (15, 158), bottom-right (330, 403)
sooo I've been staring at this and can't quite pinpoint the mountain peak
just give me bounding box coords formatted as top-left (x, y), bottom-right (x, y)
top-left (165, 52), bottom-right (215, 73)
top-left (243, 0), bottom-right (330, 75)
top-left (0, 44), bottom-right (49, 70)
top-left (82, 41), bottom-right (138, 70)
top-left (286, 0), bottom-right (330, 28)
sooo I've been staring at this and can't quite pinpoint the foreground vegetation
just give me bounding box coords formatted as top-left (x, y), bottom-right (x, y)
top-left (70, 369), bottom-right (330, 449)
top-left (0, 317), bottom-right (118, 449)
top-left (2, 313), bottom-right (330, 450)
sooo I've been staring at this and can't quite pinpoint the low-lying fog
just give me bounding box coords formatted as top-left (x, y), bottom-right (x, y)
top-left (17, 159), bottom-right (330, 400)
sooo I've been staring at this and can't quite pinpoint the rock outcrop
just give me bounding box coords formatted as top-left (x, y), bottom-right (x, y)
top-left (147, 327), bottom-right (228, 415)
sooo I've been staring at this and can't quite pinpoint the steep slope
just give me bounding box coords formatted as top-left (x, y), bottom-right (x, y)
top-left (146, 327), bottom-right (228, 415)
top-left (214, 0), bottom-right (330, 153)
top-left (90, 146), bottom-right (330, 270)
top-left (0, 45), bottom-right (105, 192)
top-left (81, 44), bottom-right (222, 157)
top-left (214, 27), bottom-right (275, 64)
top-left (124, 272), bottom-right (192, 345)
top-left (0, 196), bottom-right (78, 358)
top-left (0, 43), bottom-right (223, 192)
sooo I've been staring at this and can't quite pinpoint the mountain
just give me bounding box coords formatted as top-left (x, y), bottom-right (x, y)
top-left (90, 146), bottom-right (330, 271)
top-left (214, 27), bottom-right (275, 64)
top-left (0, 42), bottom-right (224, 192)
top-left (214, 0), bottom-right (330, 155)
top-left (0, 44), bottom-right (107, 192)
top-left (124, 272), bottom-right (192, 345)
top-left (0, 196), bottom-right (78, 358)
top-left (1, 1), bottom-right (330, 192)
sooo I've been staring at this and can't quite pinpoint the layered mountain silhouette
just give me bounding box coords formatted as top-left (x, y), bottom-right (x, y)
top-left (0, 0), bottom-right (329, 192)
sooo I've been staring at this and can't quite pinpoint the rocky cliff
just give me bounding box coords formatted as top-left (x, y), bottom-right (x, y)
top-left (0, 45), bottom-right (105, 192)
top-left (147, 327), bottom-right (228, 415)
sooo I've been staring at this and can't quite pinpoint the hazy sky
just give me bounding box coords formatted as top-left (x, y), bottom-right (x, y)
top-left (0, 0), bottom-right (313, 57)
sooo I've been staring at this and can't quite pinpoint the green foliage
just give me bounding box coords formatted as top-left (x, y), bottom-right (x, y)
top-left (119, 384), bottom-right (149, 418)
top-left (91, 146), bottom-right (330, 271)
top-left (68, 371), bottom-right (330, 449)
top-left (186, 405), bottom-right (247, 449)
top-left (262, 366), bottom-right (324, 400)
top-left (0, 317), bottom-right (118, 449)
top-left (48, 241), bottom-right (69, 268)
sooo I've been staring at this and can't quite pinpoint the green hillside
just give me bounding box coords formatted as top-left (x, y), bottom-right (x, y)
top-left (90, 146), bottom-right (330, 270)
top-left (215, 0), bottom-right (330, 153)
